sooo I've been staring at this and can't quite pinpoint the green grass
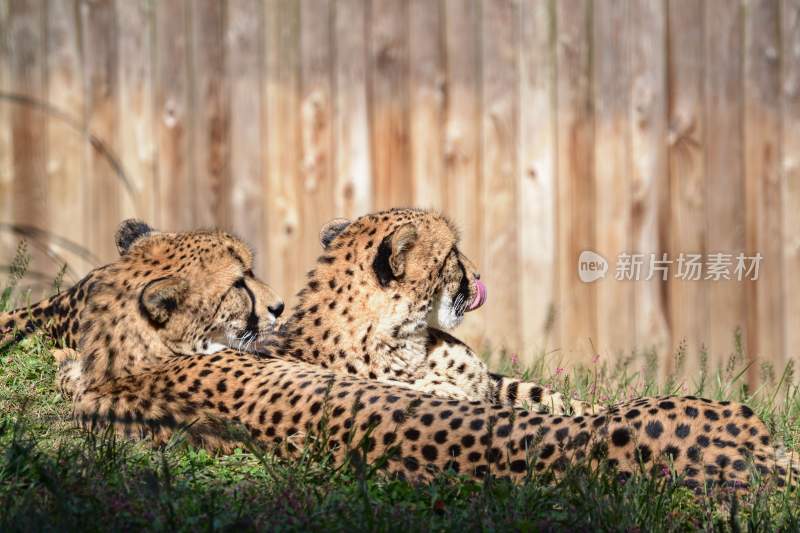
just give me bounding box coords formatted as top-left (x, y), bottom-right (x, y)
top-left (1, 272), bottom-right (800, 530)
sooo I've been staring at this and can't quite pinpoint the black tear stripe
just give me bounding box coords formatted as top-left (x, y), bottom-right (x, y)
top-left (235, 278), bottom-right (260, 336)
top-left (456, 259), bottom-right (471, 313)
top-left (431, 248), bottom-right (469, 314)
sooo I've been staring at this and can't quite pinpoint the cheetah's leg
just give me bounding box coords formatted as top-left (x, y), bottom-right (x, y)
top-left (378, 376), bottom-right (473, 401)
top-left (488, 373), bottom-right (600, 415)
top-left (424, 330), bottom-right (600, 414)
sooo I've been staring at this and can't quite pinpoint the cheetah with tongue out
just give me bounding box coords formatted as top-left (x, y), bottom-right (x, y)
top-left (259, 209), bottom-right (595, 414)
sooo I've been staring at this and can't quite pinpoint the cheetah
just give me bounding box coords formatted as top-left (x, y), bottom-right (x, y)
top-left (78, 357), bottom-right (796, 490)
top-left (1, 219), bottom-right (795, 490)
top-left (1, 219), bottom-right (285, 397)
top-left (259, 209), bottom-right (595, 414)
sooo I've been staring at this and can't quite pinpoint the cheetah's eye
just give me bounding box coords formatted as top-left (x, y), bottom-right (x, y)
top-left (244, 269), bottom-right (254, 278)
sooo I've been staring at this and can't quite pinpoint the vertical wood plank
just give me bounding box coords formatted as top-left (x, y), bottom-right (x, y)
top-left (82, 0), bottom-right (120, 262)
top-left (0, 0), bottom-right (11, 263)
top-left (154, 0), bottom-right (192, 230)
top-left (46, 0), bottom-right (87, 276)
top-left (191, 0), bottom-right (230, 229)
top-left (594, 0), bottom-right (633, 357)
top-left (443, 0), bottom-right (483, 347)
top-left (409, 0), bottom-right (445, 208)
top-left (227, 0), bottom-right (266, 261)
top-left (300, 0), bottom-right (334, 268)
top-left (782, 0), bottom-right (800, 367)
top-left (369, 0), bottom-right (411, 209)
top-left (333, 0), bottom-right (372, 219)
top-left (8, 1), bottom-right (47, 225)
top-left (744, 0), bottom-right (784, 378)
top-left (9, 0), bottom-right (49, 277)
top-left (518, 0), bottom-right (557, 356)
top-left (705, 0), bottom-right (746, 372)
top-left (667, 0), bottom-right (708, 376)
top-left (117, 0), bottom-right (156, 224)
top-left (556, 0), bottom-right (596, 360)
top-left (629, 0), bottom-right (670, 360)
top-left (482, 0), bottom-right (520, 358)
top-left (263, 0), bottom-right (302, 295)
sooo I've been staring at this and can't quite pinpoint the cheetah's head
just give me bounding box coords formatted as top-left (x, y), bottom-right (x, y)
top-left (113, 220), bottom-right (285, 354)
top-left (318, 208), bottom-right (486, 334)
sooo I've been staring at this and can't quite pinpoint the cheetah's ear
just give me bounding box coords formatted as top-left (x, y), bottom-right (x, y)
top-left (372, 223), bottom-right (418, 287)
top-left (319, 218), bottom-right (351, 249)
top-left (116, 219), bottom-right (156, 255)
top-left (140, 277), bottom-right (190, 325)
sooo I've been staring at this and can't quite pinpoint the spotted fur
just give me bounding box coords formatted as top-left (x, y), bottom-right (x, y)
top-left (259, 208), bottom-right (594, 414)
top-left (3, 217), bottom-right (795, 490)
top-left (1, 220), bottom-right (284, 397)
top-left (70, 349), bottom-right (796, 490)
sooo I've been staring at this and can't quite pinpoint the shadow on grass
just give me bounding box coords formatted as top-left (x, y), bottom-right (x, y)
top-left (0, 389), bottom-right (798, 532)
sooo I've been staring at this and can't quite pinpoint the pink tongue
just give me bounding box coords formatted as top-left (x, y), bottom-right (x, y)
top-left (467, 279), bottom-right (487, 312)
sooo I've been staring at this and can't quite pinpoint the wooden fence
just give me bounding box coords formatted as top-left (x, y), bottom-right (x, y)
top-left (0, 0), bottom-right (799, 385)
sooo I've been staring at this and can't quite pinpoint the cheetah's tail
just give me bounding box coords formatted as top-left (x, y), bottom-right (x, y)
top-left (1, 292), bottom-right (72, 349)
top-left (774, 445), bottom-right (800, 488)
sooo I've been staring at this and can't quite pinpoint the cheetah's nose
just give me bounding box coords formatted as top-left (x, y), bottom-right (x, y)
top-left (268, 301), bottom-right (285, 318)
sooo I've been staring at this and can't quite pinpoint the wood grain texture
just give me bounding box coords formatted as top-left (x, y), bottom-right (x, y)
top-left (227, 0), bottom-right (265, 261)
top-left (782, 0), bottom-right (800, 368)
top-left (629, 0), bottom-right (669, 360)
top-left (482, 0), bottom-right (520, 360)
top-left (369, 0), bottom-right (411, 209)
top-left (409, 0), bottom-right (444, 209)
top-left (9, 0), bottom-right (51, 278)
top-left (705, 0), bottom-right (746, 371)
top-left (518, 0), bottom-right (557, 355)
top-left (594, 0), bottom-right (633, 358)
top-left (0, 0), bottom-right (11, 260)
top-left (333, 0), bottom-right (372, 219)
top-left (191, 0), bottom-right (230, 229)
top-left (8, 0), bottom-right (46, 227)
top-left (300, 0), bottom-right (334, 269)
top-left (46, 0), bottom-right (87, 277)
top-left (263, 0), bottom-right (302, 295)
top-left (117, 0), bottom-right (156, 224)
top-left (443, 0), bottom-right (483, 347)
top-left (667, 0), bottom-right (708, 377)
top-left (744, 0), bottom-right (784, 377)
top-left (154, 0), bottom-right (192, 230)
top-left (82, 0), bottom-right (121, 262)
top-left (556, 0), bottom-right (596, 361)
